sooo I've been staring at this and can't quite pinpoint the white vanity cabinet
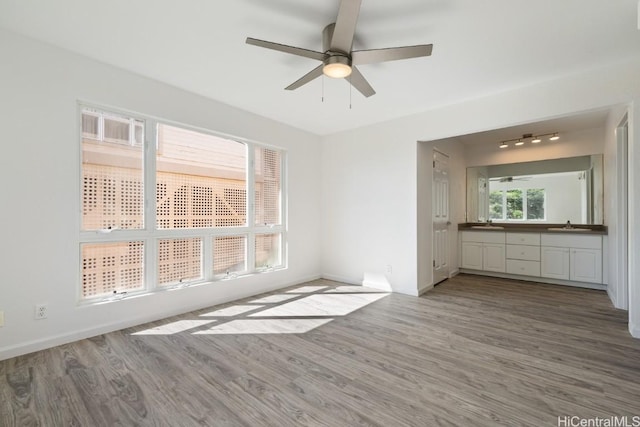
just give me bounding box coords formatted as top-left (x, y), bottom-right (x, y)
top-left (540, 234), bottom-right (602, 284)
top-left (506, 233), bottom-right (541, 277)
top-left (461, 231), bottom-right (505, 272)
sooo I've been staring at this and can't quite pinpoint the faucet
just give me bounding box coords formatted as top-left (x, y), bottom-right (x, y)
top-left (487, 219), bottom-right (493, 226)
top-left (565, 220), bottom-right (572, 229)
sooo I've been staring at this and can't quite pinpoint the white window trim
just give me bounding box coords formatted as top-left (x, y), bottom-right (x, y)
top-left (78, 103), bottom-right (287, 304)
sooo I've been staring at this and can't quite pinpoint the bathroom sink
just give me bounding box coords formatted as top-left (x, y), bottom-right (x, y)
top-left (471, 225), bottom-right (505, 230)
top-left (547, 227), bottom-right (591, 232)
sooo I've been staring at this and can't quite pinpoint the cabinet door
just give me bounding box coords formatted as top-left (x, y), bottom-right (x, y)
top-left (570, 249), bottom-right (602, 283)
top-left (461, 242), bottom-right (483, 270)
top-left (541, 247), bottom-right (570, 280)
top-left (483, 244), bottom-right (506, 272)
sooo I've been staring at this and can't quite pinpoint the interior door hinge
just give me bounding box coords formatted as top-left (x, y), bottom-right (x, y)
top-left (433, 160), bottom-right (436, 168)
top-left (433, 260), bottom-right (436, 267)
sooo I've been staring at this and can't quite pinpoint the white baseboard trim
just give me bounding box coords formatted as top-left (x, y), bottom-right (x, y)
top-left (320, 273), bottom-right (362, 286)
top-left (449, 268), bottom-right (460, 278)
top-left (458, 269), bottom-right (607, 291)
top-left (418, 282), bottom-right (434, 295)
top-left (0, 274), bottom-right (322, 362)
top-left (606, 286), bottom-right (619, 309)
top-left (630, 321), bottom-right (640, 339)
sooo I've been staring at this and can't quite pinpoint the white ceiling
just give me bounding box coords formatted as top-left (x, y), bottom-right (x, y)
top-left (1, 0), bottom-right (639, 135)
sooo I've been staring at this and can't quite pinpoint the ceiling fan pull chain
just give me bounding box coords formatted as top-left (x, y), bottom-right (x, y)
top-left (349, 74), bottom-right (352, 110)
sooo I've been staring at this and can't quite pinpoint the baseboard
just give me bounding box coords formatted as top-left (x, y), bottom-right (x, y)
top-left (630, 321), bottom-right (640, 339)
top-left (458, 269), bottom-right (607, 291)
top-left (0, 274), bottom-right (322, 362)
top-left (320, 273), bottom-right (361, 286)
top-left (449, 268), bottom-right (460, 278)
top-left (606, 286), bottom-right (618, 309)
top-left (418, 282), bottom-right (434, 295)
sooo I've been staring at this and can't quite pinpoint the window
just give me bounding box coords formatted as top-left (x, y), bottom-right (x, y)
top-left (489, 188), bottom-right (545, 221)
top-left (79, 106), bottom-right (286, 302)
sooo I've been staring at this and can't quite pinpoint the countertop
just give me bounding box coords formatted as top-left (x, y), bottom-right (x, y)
top-left (458, 223), bottom-right (608, 235)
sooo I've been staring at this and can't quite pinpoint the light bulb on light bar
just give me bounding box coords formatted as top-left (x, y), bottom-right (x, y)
top-left (515, 139), bottom-right (525, 146)
top-left (499, 142), bottom-right (508, 148)
top-left (549, 133), bottom-right (560, 141)
top-left (531, 137), bottom-right (541, 143)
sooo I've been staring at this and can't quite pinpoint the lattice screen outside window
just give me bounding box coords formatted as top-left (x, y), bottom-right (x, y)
top-left (158, 238), bottom-right (203, 287)
top-left (156, 124), bottom-right (247, 229)
top-left (255, 147), bottom-right (281, 226)
top-left (81, 241), bottom-right (144, 298)
top-left (213, 235), bottom-right (247, 276)
top-left (81, 111), bottom-right (144, 231)
top-left (255, 233), bottom-right (282, 269)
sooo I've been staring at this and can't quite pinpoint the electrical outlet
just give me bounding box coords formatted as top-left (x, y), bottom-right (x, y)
top-left (386, 264), bottom-right (393, 274)
top-left (35, 304), bottom-right (48, 320)
top-left (0, 311), bottom-right (4, 327)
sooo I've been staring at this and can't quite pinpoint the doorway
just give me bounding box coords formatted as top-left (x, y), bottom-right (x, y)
top-left (433, 149), bottom-right (450, 285)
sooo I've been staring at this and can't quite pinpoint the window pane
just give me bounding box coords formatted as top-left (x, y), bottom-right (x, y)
top-left (255, 147), bottom-right (281, 225)
top-left (489, 190), bottom-right (503, 220)
top-left (213, 235), bottom-right (247, 276)
top-left (506, 189), bottom-right (523, 219)
top-left (81, 241), bottom-right (144, 299)
top-left (527, 189), bottom-right (545, 220)
top-left (156, 124), bottom-right (247, 229)
top-left (81, 110), bottom-right (143, 230)
top-left (82, 113), bottom-right (99, 139)
top-left (104, 116), bottom-right (130, 143)
top-left (255, 233), bottom-right (281, 269)
top-left (158, 238), bottom-right (202, 286)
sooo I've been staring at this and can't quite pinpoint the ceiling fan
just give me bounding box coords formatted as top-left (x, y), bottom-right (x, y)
top-left (490, 177), bottom-right (533, 183)
top-left (246, 0), bottom-right (433, 97)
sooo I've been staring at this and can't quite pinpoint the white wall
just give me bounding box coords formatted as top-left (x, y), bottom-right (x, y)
top-left (629, 99), bottom-right (640, 338)
top-left (321, 56), bottom-right (640, 296)
top-left (0, 30), bottom-right (322, 360)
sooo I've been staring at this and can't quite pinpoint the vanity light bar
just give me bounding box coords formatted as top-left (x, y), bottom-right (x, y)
top-left (498, 132), bottom-right (559, 149)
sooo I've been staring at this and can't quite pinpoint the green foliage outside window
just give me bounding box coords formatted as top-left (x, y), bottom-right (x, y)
top-left (488, 188), bottom-right (545, 221)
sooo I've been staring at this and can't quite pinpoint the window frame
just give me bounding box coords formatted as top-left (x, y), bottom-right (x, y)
top-left (78, 103), bottom-right (287, 304)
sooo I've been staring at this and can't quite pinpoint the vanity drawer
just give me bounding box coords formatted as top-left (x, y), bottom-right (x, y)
top-left (506, 244), bottom-right (541, 261)
top-left (461, 231), bottom-right (505, 244)
top-left (506, 259), bottom-right (541, 277)
top-left (506, 233), bottom-right (540, 246)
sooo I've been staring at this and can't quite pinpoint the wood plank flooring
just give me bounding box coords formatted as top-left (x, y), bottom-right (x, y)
top-left (1, 274), bottom-right (639, 426)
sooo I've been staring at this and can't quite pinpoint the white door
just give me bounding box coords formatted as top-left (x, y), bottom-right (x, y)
top-left (541, 247), bottom-right (570, 280)
top-left (570, 248), bottom-right (602, 283)
top-left (433, 150), bottom-right (450, 285)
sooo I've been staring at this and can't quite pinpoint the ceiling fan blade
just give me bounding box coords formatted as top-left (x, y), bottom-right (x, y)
top-left (331, 0), bottom-right (362, 54)
top-left (347, 66), bottom-right (375, 98)
top-left (352, 44), bottom-right (433, 65)
top-left (246, 37), bottom-right (326, 61)
top-left (285, 64), bottom-right (324, 91)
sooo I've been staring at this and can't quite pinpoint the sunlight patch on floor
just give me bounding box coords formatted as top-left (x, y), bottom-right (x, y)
top-left (132, 319), bottom-right (216, 335)
top-left (193, 318), bottom-right (333, 335)
top-left (285, 286), bottom-right (328, 293)
top-left (200, 305), bottom-right (265, 317)
top-left (249, 293), bottom-right (388, 317)
top-left (325, 286), bottom-right (388, 293)
top-left (249, 294), bottom-right (299, 304)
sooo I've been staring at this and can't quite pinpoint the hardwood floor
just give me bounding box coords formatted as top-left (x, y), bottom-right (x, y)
top-left (1, 275), bottom-right (639, 426)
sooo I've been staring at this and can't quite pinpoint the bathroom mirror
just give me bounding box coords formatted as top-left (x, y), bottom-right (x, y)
top-left (466, 155), bottom-right (603, 224)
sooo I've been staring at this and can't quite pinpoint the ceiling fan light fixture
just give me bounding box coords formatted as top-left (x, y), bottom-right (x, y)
top-left (323, 56), bottom-right (352, 78)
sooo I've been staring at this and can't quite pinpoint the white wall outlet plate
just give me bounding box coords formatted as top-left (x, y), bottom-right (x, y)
top-left (35, 304), bottom-right (48, 320)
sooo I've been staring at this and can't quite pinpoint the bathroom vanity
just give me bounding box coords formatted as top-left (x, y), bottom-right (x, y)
top-left (458, 225), bottom-right (607, 290)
